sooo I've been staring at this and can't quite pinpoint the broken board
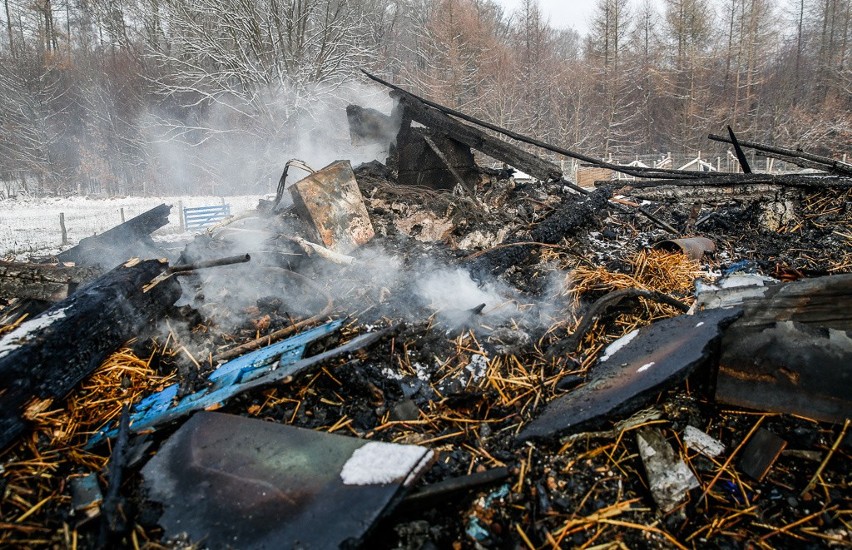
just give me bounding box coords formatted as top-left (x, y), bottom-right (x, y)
top-left (142, 412), bottom-right (434, 549)
top-left (519, 307), bottom-right (742, 441)
top-left (715, 274), bottom-right (852, 423)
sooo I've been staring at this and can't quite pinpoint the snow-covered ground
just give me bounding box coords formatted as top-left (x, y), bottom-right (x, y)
top-left (0, 195), bottom-right (266, 260)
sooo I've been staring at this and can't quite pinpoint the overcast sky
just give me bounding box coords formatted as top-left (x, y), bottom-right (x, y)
top-left (495, 0), bottom-right (664, 38)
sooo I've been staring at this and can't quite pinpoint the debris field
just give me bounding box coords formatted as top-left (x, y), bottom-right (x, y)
top-left (1, 79), bottom-right (851, 549)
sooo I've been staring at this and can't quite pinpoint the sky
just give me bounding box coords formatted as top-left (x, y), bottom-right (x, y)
top-left (495, 0), bottom-right (664, 38)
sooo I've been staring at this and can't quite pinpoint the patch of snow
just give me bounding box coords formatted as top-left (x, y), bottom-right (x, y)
top-left (340, 441), bottom-right (433, 486)
top-left (695, 322), bottom-right (704, 328)
top-left (637, 362), bottom-right (655, 373)
top-left (600, 329), bottom-right (640, 362)
top-left (0, 308), bottom-right (67, 359)
top-left (465, 354), bottom-right (488, 383)
top-left (413, 362), bottom-right (432, 381)
top-left (381, 367), bottom-right (404, 381)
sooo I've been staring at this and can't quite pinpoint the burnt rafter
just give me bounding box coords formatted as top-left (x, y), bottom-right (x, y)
top-left (362, 70), bottom-right (699, 180)
top-left (708, 132), bottom-right (852, 177)
top-left (391, 91), bottom-right (563, 183)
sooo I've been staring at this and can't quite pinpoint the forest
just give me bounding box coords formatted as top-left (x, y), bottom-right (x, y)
top-left (1, 0), bottom-right (851, 196)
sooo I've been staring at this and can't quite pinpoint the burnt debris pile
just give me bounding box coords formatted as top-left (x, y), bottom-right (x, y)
top-left (1, 76), bottom-right (851, 549)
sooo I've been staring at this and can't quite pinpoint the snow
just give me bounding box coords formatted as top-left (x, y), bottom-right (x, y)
top-left (637, 362), bottom-right (655, 373)
top-left (0, 307), bottom-right (67, 359)
top-left (465, 354), bottom-right (489, 383)
top-left (340, 441), bottom-right (434, 486)
top-left (599, 329), bottom-right (639, 362)
top-left (0, 195), bottom-right (265, 259)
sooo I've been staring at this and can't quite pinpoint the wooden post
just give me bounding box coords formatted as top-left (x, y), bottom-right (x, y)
top-left (178, 200), bottom-right (185, 232)
top-left (120, 207), bottom-right (125, 223)
top-left (60, 213), bottom-right (68, 245)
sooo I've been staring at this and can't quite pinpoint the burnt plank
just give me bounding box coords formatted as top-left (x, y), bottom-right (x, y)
top-left (57, 203), bottom-right (171, 268)
top-left (0, 259), bottom-right (181, 450)
top-left (393, 92), bottom-right (563, 182)
top-left (519, 307), bottom-right (742, 441)
top-left (739, 428), bottom-right (787, 481)
top-left (716, 274), bottom-right (852, 423)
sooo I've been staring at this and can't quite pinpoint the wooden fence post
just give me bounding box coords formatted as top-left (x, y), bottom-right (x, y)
top-left (60, 213), bottom-right (68, 245)
top-left (178, 201), bottom-right (185, 232)
top-left (120, 207), bottom-right (125, 223)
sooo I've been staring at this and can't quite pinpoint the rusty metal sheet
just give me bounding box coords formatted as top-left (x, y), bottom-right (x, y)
top-left (653, 236), bottom-right (716, 261)
top-left (289, 160), bottom-right (375, 254)
top-left (518, 308), bottom-right (742, 441)
top-left (142, 412), bottom-right (434, 549)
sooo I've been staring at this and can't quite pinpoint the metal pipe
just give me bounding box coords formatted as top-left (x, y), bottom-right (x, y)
top-left (168, 254), bottom-right (251, 274)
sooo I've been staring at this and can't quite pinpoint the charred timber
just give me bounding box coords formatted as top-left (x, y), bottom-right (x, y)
top-left (0, 262), bottom-right (103, 302)
top-left (616, 173), bottom-right (852, 188)
top-left (363, 70), bottom-right (699, 180)
top-left (57, 204), bottom-right (171, 268)
top-left (168, 253), bottom-right (251, 274)
top-left (708, 133), bottom-right (852, 177)
top-left (715, 274), bottom-right (852, 424)
top-left (727, 126), bottom-right (753, 174)
top-left (0, 259), bottom-right (181, 450)
top-left (346, 104), bottom-right (399, 146)
top-left (392, 92), bottom-right (563, 182)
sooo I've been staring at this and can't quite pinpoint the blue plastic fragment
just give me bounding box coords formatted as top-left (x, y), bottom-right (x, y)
top-left (87, 320), bottom-right (344, 447)
top-left (723, 260), bottom-right (754, 275)
top-left (465, 484), bottom-right (510, 542)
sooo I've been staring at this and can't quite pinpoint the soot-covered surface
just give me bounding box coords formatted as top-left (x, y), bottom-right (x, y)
top-left (1, 164), bottom-right (850, 549)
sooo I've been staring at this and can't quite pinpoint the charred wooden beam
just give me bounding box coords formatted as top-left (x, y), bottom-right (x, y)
top-left (392, 92), bottom-right (562, 182)
top-left (0, 258), bottom-right (181, 450)
top-left (708, 133), bottom-right (852, 177)
top-left (422, 134), bottom-right (476, 195)
top-left (617, 183), bottom-right (803, 204)
top-left (0, 261), bottom-right (103, 302)
top-left (728, 126), bottom-right (752, 174)
top-left (363, 70), bottom-right (700, 180)
top-left (345, 104), bottom-right (399, 146)
top-left (716, 274), bottom-right (852, 424)
top-left (396, 126), bottom-right (480, 191)
top-left (57, 204), bottom-right (171, 268)
top-left (616, 173), bottom-right (852, 190)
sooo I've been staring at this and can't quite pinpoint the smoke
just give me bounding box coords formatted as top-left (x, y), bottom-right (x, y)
top-left (143, 75), bottom-right (573, 346)
top-left (142, 79), bottom-right (399, 196)
top-left (415, 266), bottom-right (520, 327)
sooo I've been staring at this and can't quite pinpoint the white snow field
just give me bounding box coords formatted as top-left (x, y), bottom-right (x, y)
top-left (0, 195), bottom-right (265, 259)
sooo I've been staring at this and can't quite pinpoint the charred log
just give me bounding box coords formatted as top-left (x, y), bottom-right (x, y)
top-left (57, 204), bottom-right (171, 268)
top-left (0, 261), bottom-right (103, 302)
top-left (465, 189), bottom-right (611, 278)
top-left (0, 259), bottom-right (181, 450)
